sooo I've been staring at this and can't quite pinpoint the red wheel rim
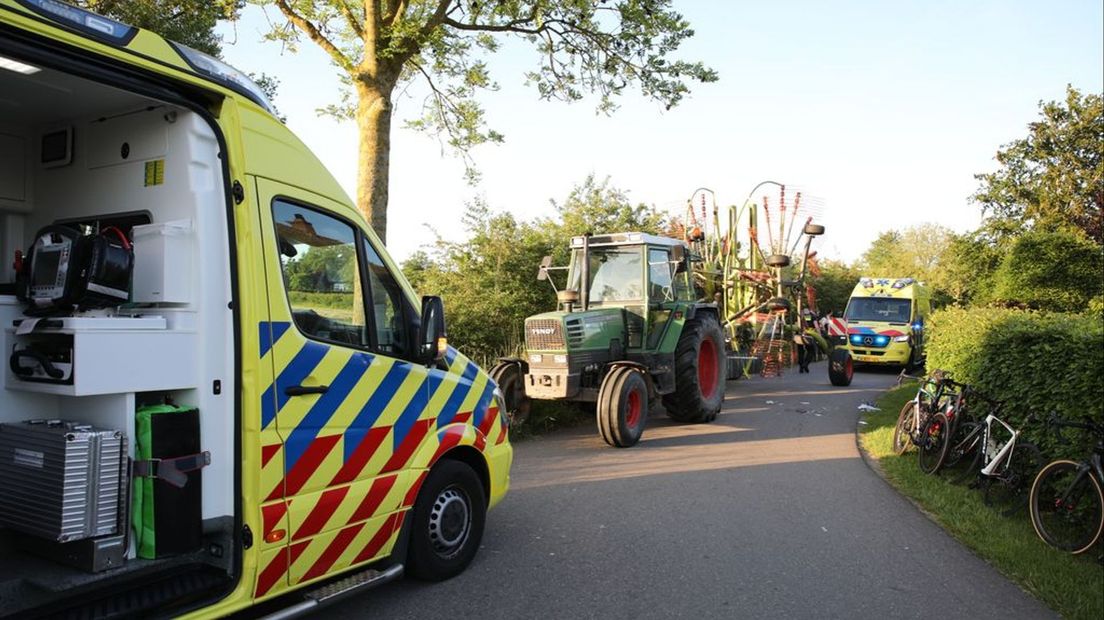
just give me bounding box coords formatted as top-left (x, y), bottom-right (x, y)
top-left (698, 338), bottom-right (718, 398)
top-left (625, 388), bottom-right (642, 428)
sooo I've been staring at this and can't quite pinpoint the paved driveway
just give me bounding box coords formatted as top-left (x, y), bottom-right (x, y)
top-left (323, 362), bottom-right (1054, 619)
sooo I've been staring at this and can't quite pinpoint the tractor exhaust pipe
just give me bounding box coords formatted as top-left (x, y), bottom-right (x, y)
top-left (580, 232), bottom-right (592, 312)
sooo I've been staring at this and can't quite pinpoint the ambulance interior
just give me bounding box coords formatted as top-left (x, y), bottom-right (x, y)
top-left (0, 56), bottom-right (238, 614)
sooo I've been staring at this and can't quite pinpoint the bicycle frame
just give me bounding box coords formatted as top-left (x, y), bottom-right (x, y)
top-left (979, 413), bottom-right (1021, 478)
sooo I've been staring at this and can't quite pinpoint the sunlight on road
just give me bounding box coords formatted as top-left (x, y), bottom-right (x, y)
top-left (512, 432), bottom-right (858, 491)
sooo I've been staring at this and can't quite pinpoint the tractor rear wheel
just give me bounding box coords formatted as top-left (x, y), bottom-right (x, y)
top-left (828, 348), bottom-right (854, 386)
top-left (489, 361), bottom-right (531, 426)
top-left (663, 313), bottom-right (725, 423)
top-left (597, 366), bottom-right (649, 447)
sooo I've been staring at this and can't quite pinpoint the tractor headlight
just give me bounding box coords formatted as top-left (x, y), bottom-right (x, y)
top-left (553, 354), bottom-right (568, 364)
top-left (529, 354), bottom-right (542, 364)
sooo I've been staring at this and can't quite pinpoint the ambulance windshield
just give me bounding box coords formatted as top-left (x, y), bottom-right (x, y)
top-left (845, 297), bottom-right (911, 323)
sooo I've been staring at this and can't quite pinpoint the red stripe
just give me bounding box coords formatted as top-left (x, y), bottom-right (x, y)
top-left (352, 512), bottom-right (400, 565)
top-left (261, 444), bottom-right (281, 468)
top-left (381, 419), bottom-right (434, 473)
top-left (349, 473), bottom-right (399, 523)
top-left (292, 485), bottom-right (350, 541)
top-left (475, 433), bottom-right (487, 452)
top-left (262, 539), bottom-right (312, 592)
top-left (403, 471), bottom-right (428, 508)
top-left (298, 521), bottom-right (367, 583)
top-left (430, 426), bottom-right (465, 464)
top-left (453, 410), bottom-right (472, 425)
top-left (261, 502), bottom-right (287, 540)
top-left (330, 426), bottom-right (390, 486)
top-left (478, 406), bottom-right (499, 437)
top-left (284, 434), bottom-right (342, 497)
top-left (495, 423), bottom-right (508, 445)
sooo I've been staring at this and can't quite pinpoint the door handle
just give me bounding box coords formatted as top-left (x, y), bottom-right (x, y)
top-left (285, 385), bottom-right (329, 396)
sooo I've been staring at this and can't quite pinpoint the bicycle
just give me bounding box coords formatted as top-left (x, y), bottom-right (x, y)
top-left (1029, 415), bottom-right (1104, 554)
top-left (892, 370), bottom-right (954, 456)
top-left (915, 378), bottom-right (972, 476)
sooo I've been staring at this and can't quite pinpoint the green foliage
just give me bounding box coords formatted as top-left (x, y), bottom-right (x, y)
top-left (401, 176), bottom-right (666, 365)
top-left (810, 258), bottom-right (861, 316)
top-left (260, 0), bottom-right (716, 177)
top-left (926, 306), bottom-right (1104, 457)
top-left (856, 223), bottom-right (955, 306)
top-left (989, 229), bottom-right (1103, 311)
top-left (929, 231), bottom-right (1006, 306)
top-left (77, 0), bottom-right (240, 56)
top-left (972, 86), bottom-right (1103, 244)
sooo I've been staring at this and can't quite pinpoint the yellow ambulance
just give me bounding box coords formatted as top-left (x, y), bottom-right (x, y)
top-left (0, 1), bottom-right (512, 617)
top-left (842, 277), bottom-right (930, 368)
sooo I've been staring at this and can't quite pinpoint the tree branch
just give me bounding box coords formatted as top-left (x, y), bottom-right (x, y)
top-left (273, 0), bottom-right (355, 75)
top-left (335, 0), bottom-right (364, 40)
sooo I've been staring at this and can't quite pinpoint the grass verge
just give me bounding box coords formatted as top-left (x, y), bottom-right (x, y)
top-left (859, 384), bottom-right (1103, 620)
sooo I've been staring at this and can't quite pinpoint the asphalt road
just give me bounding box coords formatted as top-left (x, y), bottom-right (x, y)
top-left (323, 361), bottom-right (1054, 619)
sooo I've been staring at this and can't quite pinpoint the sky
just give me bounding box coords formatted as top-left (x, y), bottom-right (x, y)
top-left (215, 1), bottom-right (1104, 264)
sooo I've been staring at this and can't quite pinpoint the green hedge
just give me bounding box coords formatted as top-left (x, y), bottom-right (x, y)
top-left (989, 229), bottom-right (1103, 312)
top-left (926, 307), bottom-right (1104, 456)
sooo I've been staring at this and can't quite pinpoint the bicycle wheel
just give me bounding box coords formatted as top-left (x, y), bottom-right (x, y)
top-left (984, 442), bottom-right (1042, 517)
top-left (1029, 460), bottom-right (1104, 554)
top-left (918, 412), bottom-right (949, 475)
top-left (943, 421), bottom-right (982, 485)
top-left (893, 401), bottom-right (917, 455)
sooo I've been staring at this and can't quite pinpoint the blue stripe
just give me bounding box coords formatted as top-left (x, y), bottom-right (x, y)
top-left (460, 361), bottom-right (478, 382)
top-left (261, 341), bottom-right (329, 430)
top-left (435, 372), bottom-right (475, 431)
top-left (445, 347), bottom-right (458, 366)
top-left (283, 352), bottom-right (374, 473)
top-left (471, 381), bottom-right (496, 429)
top-left (342, 362), bottom-right (412, 460)
top-left (259, 321), bottom-right (292, 358)
top-left (261, 383), bottom-right (277, 429)
top-left (392, 372), bottom-right (440, 450)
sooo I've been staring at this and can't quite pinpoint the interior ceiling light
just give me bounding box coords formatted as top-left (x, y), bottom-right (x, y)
top-left (0, 55), bottom-right (41, 75)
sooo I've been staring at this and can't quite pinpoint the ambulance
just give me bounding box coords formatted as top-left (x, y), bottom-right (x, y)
top-left (841, 277), bottom-right (929, 368)
top-left (0, 1), bottom-right (512, 617)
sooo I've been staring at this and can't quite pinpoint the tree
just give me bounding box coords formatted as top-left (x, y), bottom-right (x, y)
top-left (76, 1), bottom-right (240, 56)
top-left (930, 231), bottom-right (1004, 306)
top-left (811, 259), bottom-right (861, 316)
top-left (258, 1), bottom-right (717, 243)
top-left (858, 224), bottom-right (953, 287)
top-left (989, 229), bottom-right (1103, 312)
top-left (972, 86), bottom-right (1103, 244)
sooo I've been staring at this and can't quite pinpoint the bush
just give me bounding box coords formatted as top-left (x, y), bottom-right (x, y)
top-left (926, 307), bottom-right (1104, 457)
top-left (989, 229), bottom-right (1103, 312)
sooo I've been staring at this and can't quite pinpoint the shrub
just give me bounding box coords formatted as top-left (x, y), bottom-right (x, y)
top-left (926, 306), bottom-right (1104, 457)
top-left (989, 229), bottom-right (1103, 312)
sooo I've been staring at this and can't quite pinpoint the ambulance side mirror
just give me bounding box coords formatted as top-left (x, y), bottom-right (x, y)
top-left (418, 295), bottom-right (448, 365)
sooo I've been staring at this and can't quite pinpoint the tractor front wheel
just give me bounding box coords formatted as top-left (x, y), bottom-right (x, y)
top-left (663, 313), bottom-right (726, 423)
top-left (597, 366), bottom-right (649, 448)
top-left (489, 361), bottom-right (531, 426)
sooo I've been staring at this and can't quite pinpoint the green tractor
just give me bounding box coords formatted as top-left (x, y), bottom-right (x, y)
top-left (489, 232), bottom-right (725, 448)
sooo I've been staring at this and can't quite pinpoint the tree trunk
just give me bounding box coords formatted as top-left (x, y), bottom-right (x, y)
top-left (356, 81), bottom-right (393, 244)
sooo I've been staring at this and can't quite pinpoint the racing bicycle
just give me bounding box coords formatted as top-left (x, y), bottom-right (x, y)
top-left (893, 370), bottom-right (955, 456)
top-left (1029, 415), bottom-right (1104, 554)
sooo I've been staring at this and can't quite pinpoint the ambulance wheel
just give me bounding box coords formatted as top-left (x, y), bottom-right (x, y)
top-left (663, 313), bottom-right (725, 423)
top-left (597, 366), bottom-right (648, 448)
top-left (406, 460), bottom-right (486, 581)
top-left (489, 361), bottom-right (531, 426)
top-left (829, 348), bottom-right (854, 386)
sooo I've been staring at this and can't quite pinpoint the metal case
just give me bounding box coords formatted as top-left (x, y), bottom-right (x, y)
top-left (0, 419), bottom-right (126, 542)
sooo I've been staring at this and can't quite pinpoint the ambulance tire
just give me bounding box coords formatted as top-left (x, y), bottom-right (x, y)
top-left (407, 460), bottom-right (487, 581)
top-left (829, 348), bottom-right (854, 387)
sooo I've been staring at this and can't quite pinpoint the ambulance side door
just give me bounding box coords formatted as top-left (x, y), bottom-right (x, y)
top-left (253, 178), bottom-right (428, 598)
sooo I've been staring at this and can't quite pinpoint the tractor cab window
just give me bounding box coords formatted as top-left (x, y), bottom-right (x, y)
top-left (648, 248), bottom-right (675, 303)
top-left (570, 246), bottom-right (644, 304)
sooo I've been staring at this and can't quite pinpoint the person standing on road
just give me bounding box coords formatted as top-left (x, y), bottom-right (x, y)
top-left (793, 320), bottom-right (814, 373)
